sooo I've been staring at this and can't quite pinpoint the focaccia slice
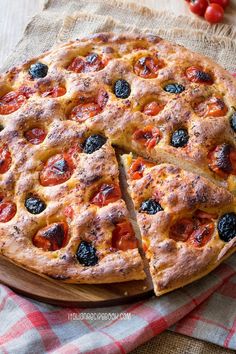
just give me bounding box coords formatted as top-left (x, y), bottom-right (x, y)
top-left (122, 153), bottom-right (236, 295)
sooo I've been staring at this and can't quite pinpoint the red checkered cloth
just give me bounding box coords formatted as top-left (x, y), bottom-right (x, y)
top-left (0, 254), bottom-right (235, 353)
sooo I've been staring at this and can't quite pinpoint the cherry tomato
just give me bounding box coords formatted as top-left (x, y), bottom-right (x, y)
top-left (134, 56), bottom-right (164, 79)
top-left (40, 153), bottom-right (74, 186)
top-left (32, 222), bottom-right (68, 251)
top-left (189, 0), bottom-right (208, 16)
top-left (185, 66), bottom-right (213, 84)
top-left (169, 218), bottom-right (195, 242)
top-left (204, 3), bottom-right (224, 23)
top-left (112, 221), bottom-right (138, 251)
top-left (67, 53), bottom-right (106, 73)
top-left (0, 91), bottom-right (26, 115)
top-left (42, 86), bottom-right (66, 98)
top-left (142, 101), bottom-right (165, 116)
top-left (194, 96), bottom-right (227, 117)
top-left (209, 0), bottom-right (229, 9)
top-left (0, 145), bottom-right (12, 174)
top-left (70, 102), bottom-right (101, 122)
top-left (208, 144), bottom-right (236, 178)
top-left (24, 128), bottom-right (46, 145)
top-left (0, 200), bottom-right (16, 222)
top-left (188, 222), bottom-right (214, 248)
top-left (133, 126), bottom-right (162, 149)
top-left (128, 157), bottom-right (155, 180)
top-left (91, 184), bottom-right (121, 207)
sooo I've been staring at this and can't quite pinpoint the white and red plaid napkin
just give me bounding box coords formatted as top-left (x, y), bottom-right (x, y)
top-left (0, 253), bottom-right (235, 353)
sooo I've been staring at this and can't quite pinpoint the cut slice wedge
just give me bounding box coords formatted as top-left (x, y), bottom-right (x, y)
top-left (122, 153), bottom-right (236, 296)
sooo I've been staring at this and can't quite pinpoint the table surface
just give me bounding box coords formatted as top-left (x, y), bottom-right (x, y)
top-left (0, 1), bottom-right (235, 354)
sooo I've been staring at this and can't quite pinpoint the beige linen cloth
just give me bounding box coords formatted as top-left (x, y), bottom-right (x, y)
top-left (1, 1), bottom-right (235, 353)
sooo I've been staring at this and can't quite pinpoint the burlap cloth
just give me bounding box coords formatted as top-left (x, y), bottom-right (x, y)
top-left (1, 1), bottom-right (235, 353)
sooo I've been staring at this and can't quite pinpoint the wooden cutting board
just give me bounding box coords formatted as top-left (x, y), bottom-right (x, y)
top-left (0, 255), bottom-right (154, 307)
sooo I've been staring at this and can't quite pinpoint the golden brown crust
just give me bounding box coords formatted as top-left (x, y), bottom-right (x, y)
top-left (0, 32), bottom-right (236, 290)
top-left (122, 153), bottom-right (236, 295)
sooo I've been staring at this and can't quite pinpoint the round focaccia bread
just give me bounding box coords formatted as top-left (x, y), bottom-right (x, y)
top-left (0, 32), bottom-right (236, 289)
top-left (122, 153), bottom-right (236, 295)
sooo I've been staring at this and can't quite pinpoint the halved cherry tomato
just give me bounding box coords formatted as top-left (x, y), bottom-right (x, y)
top-left (169, 218), bottom-right (195, 242)
top-left (188, 222), bottom-right (214, 248)
top-left (134, 56), bottom-right (164, 79)
top-left (189, 0), bottom-right (208, 16)
top-left (112, 220), bottom-right (138, 251)
top-left (32, 222), bottom-right (68, 251)
top-left (204, 3), bottom-right (224, 24)
top-left (128, 157), bottom-right (155, 180)
top-left (40, 153), bottom-right (74, 186)
top-left (185, 66), bottom-right (213, 84)
top-left (70, 102), bottom-right (101, 122)
top-left (208, 144), bottom-right (236, 178)
top-left (0, 145), bottom-right (12, 174)
top-left (0, 200), bottom-right (16, 222)
top-left (42, 86), bottom-right (66, 98)
top-left (142, 101), bottom-right (165, 116)
top-left (133, 126), bottom-right (162, 149)
top-left (194, 96), bottom-right (228, 117)
top-left (91, 184), bottom-right (121, 207)
top-left (65, 206), bottom-right (74, 219)
top-left (24, 128), bottom-right (46, 145)
top-left (68, 53), bottom-right (106, 73)
top-left (0, 91), bottom-right (26, 115)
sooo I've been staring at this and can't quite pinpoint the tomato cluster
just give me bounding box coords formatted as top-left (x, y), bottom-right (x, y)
top-left (185, 0), bottom-right (230, 24)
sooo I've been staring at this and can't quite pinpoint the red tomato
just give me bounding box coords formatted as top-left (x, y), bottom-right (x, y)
top-left (67, 53), bottom-right (106, 73)
top-left (0, 91), bottom-right (26, 115)
top-left (133, 126), bottom-right (162, 150)
top-left (194, 96), bottom-right (227, 117)
top-left (189, 0), bottom-right (208, 16)
top-left (40, 153), bottom-right (74, 186)
top-left (188, 222), bottom-right (214, 248)
top-left (185, 66), bottom-right (213, 84)
top-left (24, 128), bottom-right (46, 145)
top-left (91, 184), bottom-right (121, 207)
top-left (0, 145), bottom-right (12, 174)
top-left (0, 200), bottom-right (16, 222)
top-left (112, 221), bottom-right (138, 251)
top-left (204, 3), bottom-right (224, 23)
top-left (209, 0), bottom-right (229, 9)
top-left (128, 157), bottom-right (155, 180)
top-left (134, 56), bottom-right (164, 79)
top-left (32, 222), bottom-right (68, 251)
top-left (42, 86), bottom-right (66, 98)
top-left (142, 101), bottom-right (165, 116)
top-left (169, 218), bottom-right (195, 242)
top-left (70, 102), bottom-right (101, 122)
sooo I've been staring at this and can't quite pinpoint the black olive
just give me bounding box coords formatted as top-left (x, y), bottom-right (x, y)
top-left (164, 83), bottom-right (185, 94)
top-left (25, 195), bottom-right (46, 214)
top-left (76, 241), bottom-right (98, 266)
top-left (29, 62), bottom-right (48, 79)
top-left (140, 199), bottom-right (163, 215)
top-left (83, 134), bottom-right (107, 154)
top-left (171, 129), bottom-right (189, 148)
top-left (230, 111), bottom-right (236, 133)
top-left (214, 144), bottom-right (232, 174)
top-left (217, 212), bottom-right (236, 242)
top-left (113, 79), bottom-right (131, 99)
top-left (0, 125), bottom-right (4, 132)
